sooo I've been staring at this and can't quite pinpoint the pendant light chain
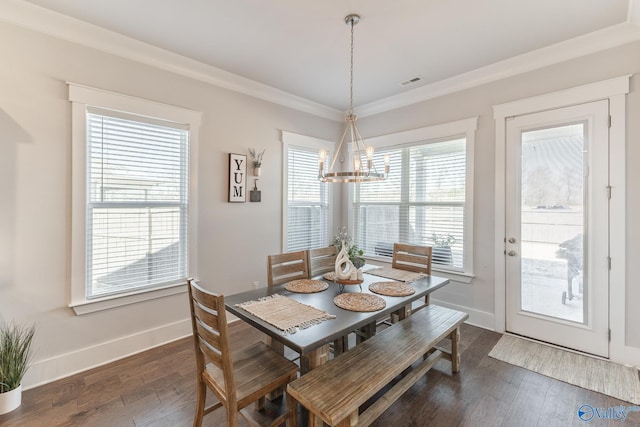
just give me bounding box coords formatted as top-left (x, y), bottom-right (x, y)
top-left (349, 16), bottom-right (355, 115)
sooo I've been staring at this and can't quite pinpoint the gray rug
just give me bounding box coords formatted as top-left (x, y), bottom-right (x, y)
top-left (489, 334), bottom-right (640, 404)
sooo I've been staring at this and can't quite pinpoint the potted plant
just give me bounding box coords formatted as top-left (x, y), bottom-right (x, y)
top-left (0, 322), bottom-right (35, 415)
top-left (332, 227), bottom-right (365, 269)
top-left (430, 233), bottom-right (456, 265)
top-left (248, 148), bottom-right (265, 176)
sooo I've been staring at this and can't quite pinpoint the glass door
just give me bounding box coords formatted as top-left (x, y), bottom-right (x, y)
top-left (505, 100), bottom-right (609, 357)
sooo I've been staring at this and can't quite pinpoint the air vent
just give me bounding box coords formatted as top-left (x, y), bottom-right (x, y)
top-left (399, 76), bottom-right (423, 87)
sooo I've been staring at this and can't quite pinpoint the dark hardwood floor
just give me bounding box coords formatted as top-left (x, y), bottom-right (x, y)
top-left (1, 321), bottom-right (636, 427)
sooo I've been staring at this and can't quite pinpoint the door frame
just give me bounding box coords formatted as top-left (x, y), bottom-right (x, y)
top-left (493, 75), bottom-right (631, 363)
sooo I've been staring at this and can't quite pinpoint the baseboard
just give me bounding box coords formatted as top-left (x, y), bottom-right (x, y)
top-left (428, 298), bottom-right (495, 331)
top-left (23, 318), bottom-right (192, 390)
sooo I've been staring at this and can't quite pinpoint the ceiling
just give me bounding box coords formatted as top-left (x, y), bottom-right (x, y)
top-left (8, 0), bottom-right (639, 116)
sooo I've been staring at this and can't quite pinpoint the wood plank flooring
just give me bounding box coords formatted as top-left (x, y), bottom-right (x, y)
top-left (1, 321), bottom-right (636, 427)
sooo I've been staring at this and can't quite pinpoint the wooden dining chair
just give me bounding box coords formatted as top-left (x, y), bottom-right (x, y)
top-left (187, 278), bottom-right (299, 427)
top-left (392, 243), bottom-right (433, 314)
top-left (267, 250), bottom-right (310, 286)
top-left (392, 243), bottom-right (433, 275)
top-left (307, 246), bottom-right (338, 277)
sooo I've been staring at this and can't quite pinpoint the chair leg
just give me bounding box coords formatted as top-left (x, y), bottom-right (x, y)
top-left (286, 382), bottom-right (298, 427)
top-left (226, 405), bottom-right (238, 427)
top-left (193, 379), bottom-right (207, 427)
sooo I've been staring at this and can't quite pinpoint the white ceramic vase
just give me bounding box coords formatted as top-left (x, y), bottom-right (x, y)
top-left (0, 384), bottom-right (22, 415)
top-left (253, 167), bottom-right (261, 177)
top-left (334, 241), bottom-right (355, 280)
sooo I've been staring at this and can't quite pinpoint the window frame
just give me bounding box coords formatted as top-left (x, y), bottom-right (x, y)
top-left (281, 131), bottom-right (334, 252)
top-left (69, 83), bottom-right (201, 314)
top-left (348, 117), bottom-right (477, 280)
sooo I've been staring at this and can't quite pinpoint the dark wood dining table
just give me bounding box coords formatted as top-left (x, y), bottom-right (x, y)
top-left (224, 266), bottom-right (450, 374)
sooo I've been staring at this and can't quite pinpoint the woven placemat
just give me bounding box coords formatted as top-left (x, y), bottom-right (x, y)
top-left (369, 281), bottom-right (415, 297)
top-left (333, 293), bottom-right (386, 312)
top-left (365, 267), bottom-right (426, 283)
top-left (236, 294), bottom-right (335, 335)
top-left (323, 271), bottom-right (336, 281)
top-left (284, 279), bottom-right (329, 293)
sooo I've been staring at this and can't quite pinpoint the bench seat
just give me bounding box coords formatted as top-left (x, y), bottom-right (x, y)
top-left (286, 304), bottom-right (468, 427)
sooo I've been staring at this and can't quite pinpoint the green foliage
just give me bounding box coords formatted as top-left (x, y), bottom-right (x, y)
top-left (332, 227), bottom-right (365, 269)
top-left (248, 148), bottom-right (265, 167)
top-left (430, 233), bottom-right (456, 247)
top-left (0, 323), bottom-right (35, 393)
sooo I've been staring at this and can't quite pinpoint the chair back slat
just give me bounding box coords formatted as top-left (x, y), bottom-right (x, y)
top-left (392, 243), bottom-right (432, 274)
top-left (267, 250), bottom-right (310, 285)
top-left (195, 320), bottom-right (222, 359)
top-left (308, 246), bottom-right (338, 277)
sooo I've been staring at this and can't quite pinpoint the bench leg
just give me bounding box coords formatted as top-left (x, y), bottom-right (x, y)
top-left (450, 327), bottom-right (461, 373)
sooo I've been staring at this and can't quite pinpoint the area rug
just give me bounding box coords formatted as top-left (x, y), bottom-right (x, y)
top-left (236, 294), bottom-right (335, 335)
top-left (489, 334), bottom-right (640, 404)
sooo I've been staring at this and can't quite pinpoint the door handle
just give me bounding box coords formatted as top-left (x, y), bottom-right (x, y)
top-left (507, 250), bottom-right (517, 256)
top-left (508, 237), bottom-right (516, 243)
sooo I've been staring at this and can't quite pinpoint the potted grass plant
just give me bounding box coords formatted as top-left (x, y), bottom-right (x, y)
top-left (0, 322), bottom-right (35, 414)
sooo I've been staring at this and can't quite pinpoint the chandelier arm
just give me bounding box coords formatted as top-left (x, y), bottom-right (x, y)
top-left (352, 123), bottom-right (378, 174)
top-left (328, 124), bottom-right (350, 172)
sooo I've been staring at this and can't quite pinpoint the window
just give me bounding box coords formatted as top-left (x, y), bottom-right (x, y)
top-left (350, 117), bottom-right (477, 276)
top-left (69, 84), bottom-right (201, 313)
top-left (282, 131), bottom-right (333, 252)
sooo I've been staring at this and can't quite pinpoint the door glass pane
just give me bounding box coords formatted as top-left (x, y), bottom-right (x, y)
top-left (520, 123), bottom-right (586, 323)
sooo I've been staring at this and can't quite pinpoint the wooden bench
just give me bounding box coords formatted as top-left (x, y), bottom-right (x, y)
top-left (286, 304), bottom-right (468, 427)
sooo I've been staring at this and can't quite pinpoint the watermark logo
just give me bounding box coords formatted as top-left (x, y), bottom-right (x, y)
top-left (578, 404), bottom-right (640, 423)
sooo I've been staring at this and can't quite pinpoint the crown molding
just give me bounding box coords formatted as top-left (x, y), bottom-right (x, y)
top-left (2, 0), bottom-right (639, 122)
top-left (0, 0), bottom-right (344, 121)
top-left (356, 21), bottom-right (640, 118)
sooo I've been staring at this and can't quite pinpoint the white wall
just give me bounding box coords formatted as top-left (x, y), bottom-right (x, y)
top-left (0, 21), bottom-right (340, 388)
top-left (358, 41), bottom-right (640, 353)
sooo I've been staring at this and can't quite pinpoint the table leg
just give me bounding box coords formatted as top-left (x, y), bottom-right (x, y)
top-left (267, 337), bottom-right (286, 399)
top-left (300, 344), bottom-right (330, 375)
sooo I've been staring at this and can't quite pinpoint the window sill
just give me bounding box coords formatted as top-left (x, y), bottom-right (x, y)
top-left (69, 281), bottom-right (187, 315)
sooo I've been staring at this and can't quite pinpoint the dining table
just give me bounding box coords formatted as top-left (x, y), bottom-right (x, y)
top-left (224, 265), bottom-right (450, 375)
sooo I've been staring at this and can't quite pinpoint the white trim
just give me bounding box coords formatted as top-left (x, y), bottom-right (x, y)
top-left (68, 83), bottom-right (201, 313)
top-left (22, 318), bottom-right (192, 390)
top-left (1, 0), bottom-right (341, 121)
top-left (350, 117), bottom-right (478, 277)
top-left (70, 282), bottom-right (187, 315)
top-left (492, 75), bottom-right (634, 365)
top-left (2, 1), bottom-right (639, 120)
top-left (608, 93), bottom-right (638, 368)
top-left (281, 131), bottom-right (335, 252)
top-left (357, 24), bottom-right (640, 118)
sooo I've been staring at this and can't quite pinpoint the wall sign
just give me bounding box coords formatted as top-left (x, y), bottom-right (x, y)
top-left (228, 153), bottom-right (247, 202)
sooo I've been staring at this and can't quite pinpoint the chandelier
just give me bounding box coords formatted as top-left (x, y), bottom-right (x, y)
top-left (318, 14), bottom-right (389, 183)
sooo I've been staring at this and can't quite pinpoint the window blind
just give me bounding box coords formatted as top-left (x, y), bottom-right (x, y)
top-left (353, 138), bottom-right (466, 270)
top-left (287, 145), bottom-right (331, 251)
top-left (86, 108), bottom-right (189, 298)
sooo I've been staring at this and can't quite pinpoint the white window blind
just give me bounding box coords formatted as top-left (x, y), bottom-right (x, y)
top-left (353, 137), bottom-right (466, 271)
top-left (86, 108), bottom-right (189, 298)
top-left (286, 145), bottom-right (331, 251)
